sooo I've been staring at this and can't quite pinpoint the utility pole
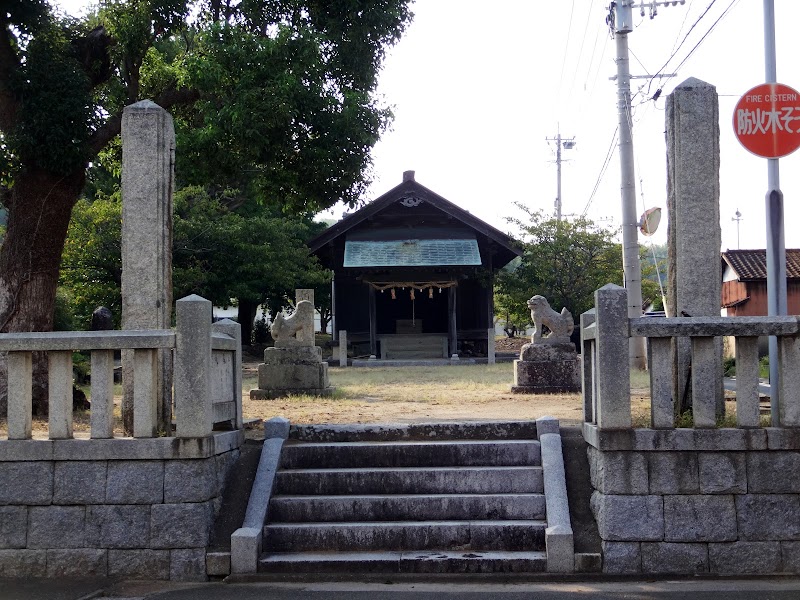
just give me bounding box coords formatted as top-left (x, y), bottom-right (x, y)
top-left (732, 209), bottom-right (742, 249)
top-left (762, 0), bottom-right (786, 426)
top-left (546, 130), bottom-right (576, 221)
top-left (610, 0), bottom-right (646, 369)
top-left (607, 0), bottom-right (683, 370)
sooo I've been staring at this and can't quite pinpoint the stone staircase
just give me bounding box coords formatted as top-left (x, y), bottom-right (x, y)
top-left (257, 426), bottom-right (550, 574)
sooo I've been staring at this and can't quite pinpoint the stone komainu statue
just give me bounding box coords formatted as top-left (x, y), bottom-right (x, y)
top-left (270, 300), bottom-right (315, 347)
top-left (527, 295), bottom-right (574, 345)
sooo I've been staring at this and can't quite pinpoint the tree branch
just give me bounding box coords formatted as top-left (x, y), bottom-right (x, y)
top-left (87, 87), bottom-right (200, 156)
top-left (0, 17), bottom-right (21, 132)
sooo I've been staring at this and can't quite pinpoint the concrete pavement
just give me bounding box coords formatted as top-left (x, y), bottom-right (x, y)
top-left (6, 577), bottom-right (800, 600)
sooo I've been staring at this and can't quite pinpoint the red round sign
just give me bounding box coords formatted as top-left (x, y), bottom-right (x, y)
top-left (733, 83), bottom-right (800, 158)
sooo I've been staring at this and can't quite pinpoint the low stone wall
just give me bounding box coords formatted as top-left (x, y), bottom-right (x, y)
top-left (585, 424), bottom-right (800, 575)
top-left (0, 431), bottom-right (242, 581)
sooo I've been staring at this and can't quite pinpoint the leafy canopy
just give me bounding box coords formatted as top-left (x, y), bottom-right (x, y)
top-left (2, 0), bottom-right (413, 212)
top-left (494, 205), bottom-right (624, 331)
top-left (59, 186), bottom-right (328, 329)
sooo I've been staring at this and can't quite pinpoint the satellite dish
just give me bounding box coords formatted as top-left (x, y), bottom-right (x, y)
top-left (639, 207), bottom-right (662, 236)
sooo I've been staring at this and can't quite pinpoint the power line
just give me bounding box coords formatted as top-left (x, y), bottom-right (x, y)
top-left (669, 0), bottom-right (740, 75)
top-left (646, 0), bottom-right (718, 95)
top-left (567, 0), bottom-right (597, 100)
top-left (557, 0), bottom-right (576, 111)
top-left (581, 125), bottom-right (618, 218)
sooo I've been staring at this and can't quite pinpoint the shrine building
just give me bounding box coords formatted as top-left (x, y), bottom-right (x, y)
top-left (309, 171), bottom-right (521, 360)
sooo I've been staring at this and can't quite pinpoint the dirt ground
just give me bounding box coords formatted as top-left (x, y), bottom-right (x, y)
top-left (240, 336), bottom-right (623, 428)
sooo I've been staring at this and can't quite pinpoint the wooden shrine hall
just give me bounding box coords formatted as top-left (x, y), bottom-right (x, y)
top-left (309, 171), bottom-right (521, 360)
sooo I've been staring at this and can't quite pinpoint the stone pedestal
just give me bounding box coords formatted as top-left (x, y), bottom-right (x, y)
top-left (250, 346), bottom-right (333, 400)
top-left (511, 343), bottom-right (580, 394)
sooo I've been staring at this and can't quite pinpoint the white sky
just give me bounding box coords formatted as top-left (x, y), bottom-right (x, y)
top-left (58, 0), bottom-right (800, 251)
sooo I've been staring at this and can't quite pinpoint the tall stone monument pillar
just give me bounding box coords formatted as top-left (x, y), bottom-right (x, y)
top-left (121, 100), bottom-right (175, 436)
top-left (666, 78), bottom-right (723, 417)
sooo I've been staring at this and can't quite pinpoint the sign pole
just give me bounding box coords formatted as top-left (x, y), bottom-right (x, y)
top-left (763, 0), bottom-right (786, 425)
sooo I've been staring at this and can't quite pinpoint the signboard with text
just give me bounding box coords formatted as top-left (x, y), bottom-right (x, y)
top-left (733, 82), bottom-right (800, 159)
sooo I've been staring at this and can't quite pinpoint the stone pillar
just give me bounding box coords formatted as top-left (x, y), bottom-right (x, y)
top-left (368, 286), bottom-right (377, 357)
top-left (594, 284), bottom-right (631, 429)
top-left (295, 289), bottom-right (315, 345)
top-left (666, 78), bottom-right (723, 416)
top-left (487, 329), bottom-right (495, 365)
top-left (175, 295), bottom-right (212, 438)
top-left (121, 100), bottom-right (175, 436)
top-left (448, 286), bottom-right (458, 358)
top-left (339, 330), bottom-right (348, 367)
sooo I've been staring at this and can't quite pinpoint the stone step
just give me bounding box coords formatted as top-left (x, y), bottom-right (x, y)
top-left (290, 421), bottom-right (540, 443)
top-left (258, 550), bottom-right (548, 574)
top-left (262, 520), bottom-right (547, 552)
top-left (274, 466), bottom-right (543, 496)
top-left (269, 493), bottom-right (546, 522)
top-left (280, 440), bottom-right (541, 469)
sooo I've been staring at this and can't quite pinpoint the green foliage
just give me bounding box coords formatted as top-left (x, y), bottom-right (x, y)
top-left (2, 0), bottom-right (413, 336)
top-left (60, 185), bottom-right (331, 329)
top-left (59, 195), bottom-right (123, 329)
top-left (252, 315), bottom-right (270, 345)
top-left (760, 355), bottom-right (770, 379)
top-left (723, 355), bottom-right (736, 377)
top-left (172, 186), bottom-right (327, 307)
top-left (495, 206), bottom-right (624, 329)
top-left (4, 15), bottom-right (94, 176)
top-left (53, 287), bottom-right (78, 331)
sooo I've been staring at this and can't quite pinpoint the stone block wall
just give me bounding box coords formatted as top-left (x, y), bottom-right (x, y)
top-left (0, 431), bottom-right (241, 581)
top-left (585, 425), bottom-right (800, 575)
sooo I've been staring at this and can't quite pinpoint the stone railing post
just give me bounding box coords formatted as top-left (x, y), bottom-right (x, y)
top-left (594, 284), bottom-right (631, 429)
top-left (580, 310), bottom-right (596, 424)
top-left (175, 294), bottom-right (212, 438)
top-left (212, 319), bottom-right (243, 429)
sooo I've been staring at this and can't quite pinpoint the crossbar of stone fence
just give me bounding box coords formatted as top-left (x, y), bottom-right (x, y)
top-left (593, 284), bottom-right (631, 429)
top-left (175, 294), bottom-right (213, 438)
top-left (212, 319), bottom-right (243, 430)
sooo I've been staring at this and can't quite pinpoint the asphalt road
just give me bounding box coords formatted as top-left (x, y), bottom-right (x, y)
top-left (135, 581), bottom-right (800, 600)
top-left (7, 578), bottom-right (800, 600)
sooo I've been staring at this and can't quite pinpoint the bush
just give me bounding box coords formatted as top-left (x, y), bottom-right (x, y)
top-left (723, 356), bottom-right (736, 377)
top-left (252, 316), bottom-right (270, 345)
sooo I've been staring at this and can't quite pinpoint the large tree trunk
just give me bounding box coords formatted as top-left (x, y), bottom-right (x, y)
top-left (237, 300), bottom-right (259, 346)
top-left (0, 167), bottom-right (86, 415)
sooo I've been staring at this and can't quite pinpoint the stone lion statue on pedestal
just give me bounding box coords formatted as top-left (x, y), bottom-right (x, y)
top-left (527, 295), bottom-right (574, 345)
top-left (270, 300), bottom-right (315, 347)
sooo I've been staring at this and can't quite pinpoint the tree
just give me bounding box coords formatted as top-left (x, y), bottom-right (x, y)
top-left (59, 193), bottom-right (123, 329)
top-left (495, 206), bottom-right (624, 332)
top-left (60, 186), bottom-right (330, 344)
top-left (171, 187), bottom-right (327, 344)
top-left (0, 0), bottom-right (411, 339)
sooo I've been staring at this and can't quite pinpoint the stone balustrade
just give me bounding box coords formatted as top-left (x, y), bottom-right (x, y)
top-left (581, 283), bottom-right (800, 430)
top-left (1, 294), bottom-right (242, 441)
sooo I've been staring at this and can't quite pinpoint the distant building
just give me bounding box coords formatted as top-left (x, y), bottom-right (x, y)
top-left (721, 249), bottom-right (800, 316)
top-left (309, 171), bottom-right (521, 359)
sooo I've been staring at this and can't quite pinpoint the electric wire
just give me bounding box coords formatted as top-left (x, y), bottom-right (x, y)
top-left (646, 0), bottom-right (718, 95)
top-left (581, 125), bottom-right (618, 217)
top-left (557, 0), bottom-right (576, 112)
top-left (669, 0), bottom-right (740, 76)
top-left (568, 0), bottom-right (597, 100)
